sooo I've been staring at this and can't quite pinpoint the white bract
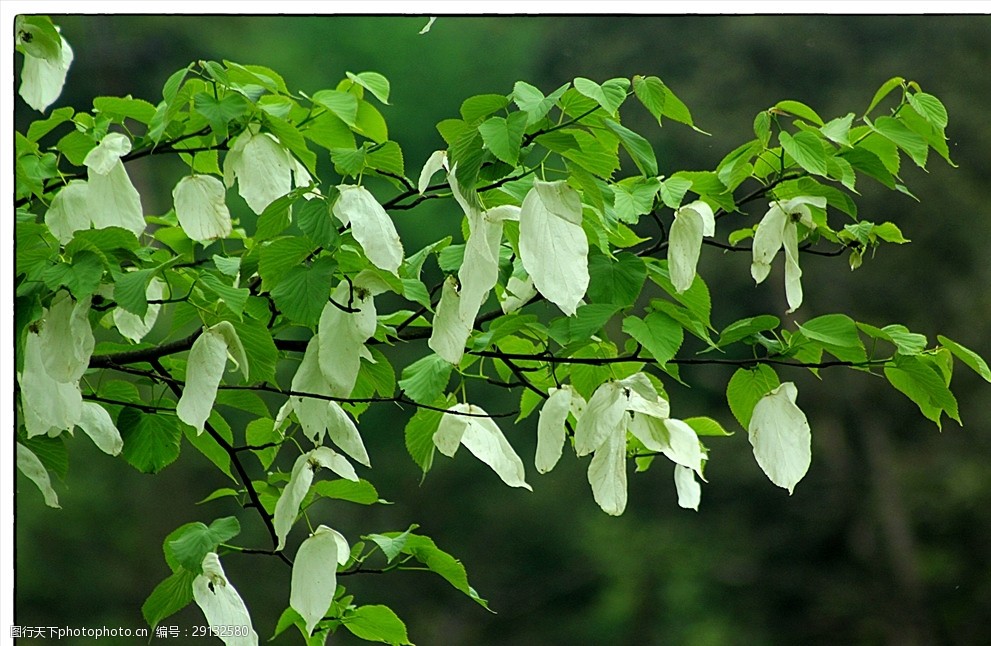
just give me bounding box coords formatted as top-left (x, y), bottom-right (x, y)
top-left (434, 403), bottom-right (532, 490)
top-left (674, 465), bottom-right (702, 511)
top-left (280, 337), bottom-right (370, 466)
top-left (176, 322), bottom-right (248, 434)
top-left (417, 149), bottom-right (448, 193)
top-left (500, 273), bottom-right (537, 314)
top-left (44, 181), bottom-right (90, 244)
top-left (173, 174), bottom-right (233, 244)
top-left (38, 291), bottom-right (93, 383)
top-left (291, 525), bottom-right (350, 636)
top-left (84, 134), bottom-right (145, 238)
top-left (223, 125), bottom-right (296, 214)
top-left (667, 200), bottom-right (715, 293)
top-left (19, 327), bottom-right (82, 438)
top-left (317, 280), bottom-right (377, 397)
top-left (748, 382), bottom-right (812, 494)
top-left (113, 276), bottom-right (165, 343)
top-left (333, 185), bottom-right (404, 274)
top-left (77, 401), bottom-right (123, 456)
top-left (574, 374), bottom-right (706, 515)
top-left (535, 385), bottom-right (586, 474)
top-left (751, 196), bottom-right (826, 313)
top-left (16, 443), bottom-right (60, 508)
top-left (518, 179), bottom-right (589, 316)
top-left (274, 447), bottom-right (358, 550)
top-left (428, 276), bottom-right (471, 364)
top-left (192, 553), bottom-right (258, 646)
top-left (18, 30), bottom-right (73, 112)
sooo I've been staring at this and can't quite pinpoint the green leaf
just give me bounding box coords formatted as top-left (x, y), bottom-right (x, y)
top-left (259, 237), bottom-right (317, 291)
top-left (871, 116), bottom-right (928, 168)
top-left (477, 112), bottom-right (528, 165)
top-left (512, 81), bottom-right (568, 125)
top-left (399, 534), bottom-right (490, 610)
top-left (865, 76), bottom-right (904, 116)
top-left (857, 323), bottom-right (927, 356)
top-left (342, 605), bottom-right (410, 645)
top-left (312, 89), bottom-right (358, 126)
top-left (167, 516), bottom-right (241, 573)
top-left (354, 100), bottom-right (389, 143)
top-left (537, 129), bottom-right (619, 179)
top-left (797, 314), bottom-right (860, 348)
top-left (633, 75), bottom-right (666, 125)
top-left (659, 176), bottom-right (694, 210)
top-left (603, 118), bottom-right (657, 176)
top-left (366, 140), bottom-right (405, 178)
top-left (198, 272), bottom-right (250, 318)
top-left (573, 77), bottom-right (628, 115)
top-left (347, 71), bottom-right (391, 104)
top-left (885, 355), bottom-right (960, 428)
top-left (118, 408), bottom-right (182, 474)
top-left (611, 177), bottom-right (660, 223)
top-left (15, 15), bottom-right (62, 61)
top-left (302, 111), bottom-right (356, 151)
top-left (907, 91), bottom-right (949, 130)
top-left (398, 354), bottom-right (453, 405)
top-left (460, 94), bottom-right (509, 123)
top-left (586, 251), bottom-right (646, 308)
top-left (726, 365), bottom-right (780, 430)
top-left (27, 107), bottom-right (74, 142)
top-left (364, 527), bottom-right (416, 562)
top-left (753, 111), bottom-right (772, 147)
top-left (19, 433), bottom-right (69, 480)
top-left (938, 335), bottom-right (991, 383)
top-left (245, 418), bottom-right (280, 470)
top-left (404, 405), bottom-right (443, 473)
top-left (820, 113), bottom-right (855, 147)
top-left (142, 569), bottom-right (196, 630)
top-left (779, 130), bottom-right (829, 176)
top-left (311, 478), bottom-right (381, 505)
top-left (718, 315), bottom-right (780, 348)
top-left (270, 256), bottom-right (336, 327)
top-left (684, 416), bottom-right (732, 437)
top-left (773, 100), bottom-right (824, 126)
top-left (296, 198), bottom-right (339, 248)
top-left (548, 303), bottom-right (621, 347)
top-left (623, 312), bottom-right (683, 365)
top-left (192, 92), bottom-right (249, 135)
top-left (43, 250), bottom-right (104, 299)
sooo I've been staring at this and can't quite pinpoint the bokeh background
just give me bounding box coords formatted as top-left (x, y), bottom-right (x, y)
top-left (14, 14), bottom-right (991, 645)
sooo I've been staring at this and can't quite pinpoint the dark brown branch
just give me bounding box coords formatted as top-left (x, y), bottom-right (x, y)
top-left (89, 330), bottom-right (202, 368)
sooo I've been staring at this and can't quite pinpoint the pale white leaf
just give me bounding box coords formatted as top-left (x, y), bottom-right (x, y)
top-left (440, 403), bottom-right (532, 490)
top-left (428, 276), bottom-right (470, 364)
top-left (274, 453), bottom-right (317, 550)
top-left (77, 401), bottom-right (123, 456)
top-left (417, 150), bottom-right (447, 194)
top-left (667, 201), bottom-right (714, 293)
top-left (19, 330), bottom-right (81, 438)
top-left (210, 321), bottom-right (249, 382)
top-left (324, 404), bottom-right (371, 468)
top-left (16, 443), bottom-right (60, 508)
top-left (500, 274), bottom-right (536, 314)
top-left (458, 208), bottom-right (504, 328)
top-left (661, 418), bottom-right (705, 478)
top-left (333, 184), bottom-right (404, 273)
top-left (674, 465), bottom-right (701, 511)
top-left (192, 553), bottom-right (259, 646)
top-left (309, 446), bottom-right (360, 482)
top-left (39, 291), bottom-right (94, 383)
top-left (83, 133), bottom-right (132, 175)
top-left (176, 328), bottom-right (229, 434)
top-left (291, 526), bottom-right (346, 636)
top-left (45, 181), bottom-right (90, 243)
top-left (574, 381), bottom-right (627, 456)
top-left (290, 338), bottom-right (334, 445)
top-left (318, 281), bottom-right (377, 396)
top-left (87, 160), bottom-right (145, 237)
top-left (536, 386), bottom-right (582, 474)
top-left (224, 128), bottom-right (293, 214)
top-left (433, 408), bottom-right (467, 457)
top-left (485, 204), bottom-right (521, 222)
top-left (587, 422), bottom-right (628, 516)
top-left (18, 35), bottom-right (73, 112)
top-left (748, 382), bottom-right (812, 494)
top-left (173, 174), bottom-right (233, 244)
top-left (113, 276), bottom-right (164, 343)
top-left (616, 372), bottom-right (670, 420)
top-left (751, 203), bottom-right (787, 284)
top-left (519, 180), bottom-right (589, 316)
top-left (628, 414), bottom-right (668, 453)
top-left (782, 219), bottom-right (804, 313)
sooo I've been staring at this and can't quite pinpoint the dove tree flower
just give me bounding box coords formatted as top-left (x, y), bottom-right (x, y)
top-left (290, 525), bottom-right (351, 636)
top-left (748, 382), bottom-right (812, 494)
top-left (223, 125), bottom-right (311, 215)
top-left (333, 184), bottom-right (405, 274)
top-left (273, 447), bottom-right (359, 551)
top-left (667, 200), bottom-right (716, 293)
top-left (434, 403), bottom-right (532, 490)
top-left (176, 322), bottom-right (248, 434)
top-left (751, 196), bottom-right (827, 312)
top-left (172, 174), bottom-right (233, 244)
top-left (192, 553), bottom-right (258, 646)
top-left (16, 17), bottom-right (73, 112)
top-left (83, 133), bottom-right (146, 237)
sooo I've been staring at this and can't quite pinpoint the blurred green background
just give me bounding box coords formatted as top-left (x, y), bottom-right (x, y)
top-left (15, 14), bottom-right (991, 645)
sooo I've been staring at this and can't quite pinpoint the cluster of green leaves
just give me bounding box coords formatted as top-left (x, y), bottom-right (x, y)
top-left (14, 16), bottom-right (989, 646)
